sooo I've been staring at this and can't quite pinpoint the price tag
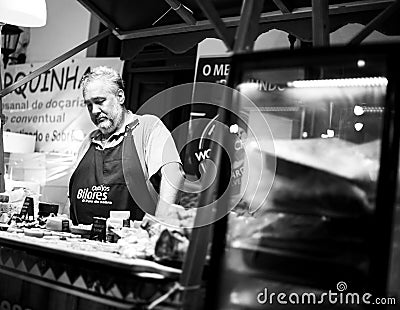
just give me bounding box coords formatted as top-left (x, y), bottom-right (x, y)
top-left (19, 206), bottom-right (28, 219)
top-left (26, 197), bottom-right (34, 218)
top-left (90, 217), bottom-right (106, 241)
top-left (20, 197), bottom-right (34, 220)
top-left (61, 219), bottom-right (70, 232)
top-left (123, 219), bottom-right (130, 228)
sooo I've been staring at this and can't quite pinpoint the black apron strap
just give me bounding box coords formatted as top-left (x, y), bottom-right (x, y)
top-left (122, 119), bottom-right (158, 215)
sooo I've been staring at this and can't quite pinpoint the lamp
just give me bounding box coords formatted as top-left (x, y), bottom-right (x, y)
top-left (0, 0), bottom-right (47, 27)
top-left (0, 0), bottom-right (47, 67)
top-left (1, 24), bottom-right (23, 68)
top-left (0, 0), bottom-right (47, 192)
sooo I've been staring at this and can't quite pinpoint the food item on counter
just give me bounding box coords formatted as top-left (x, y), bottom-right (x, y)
top-left (154, 229), bottom-right (189, 261)
top-left (118, 240), bottom-right (154, 258)
top-left (0, 203), bottom-right (12, 215)
top-left (6, 226), bottom-right (24, 233)
top-left (107, 211), bottom-right (130, 229)
top-left (24, 228), bottom-right (44, 238)
top-left (115, 227), bottom-right (150, 240)
top-left (46, 215), bottom-right (71, 232)
top-left (1, 211), bottom-right (190, 263)
top-left (70, 224), bottom-right (92, 236)
top-left (106, 211), bottom-right (131, 242)
top-left (116, 227), bottom-right (155, 258)
top-left (0, 203), bottom-right (22, 220)
top-left (0, 212), bottom-right (11, 224)
top-left (55, 238), bottom-right (120, 253)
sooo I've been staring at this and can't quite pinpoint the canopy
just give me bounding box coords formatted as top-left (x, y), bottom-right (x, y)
top-left (77, 0), bottom-right (400, 59)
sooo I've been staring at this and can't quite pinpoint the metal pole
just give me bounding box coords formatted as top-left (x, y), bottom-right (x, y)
top-left (233, 0), bottom-right (265, 52)
top-left (0, 28), bottom-right (112, 98)
top-left (195, 0), bottom-right (234, 50)
top-left (312, 0), bottom-right (329, 47)
top-left (0, 23), bottom-right (6, 192)
top-left (348, 0), bottom-right (400, 46)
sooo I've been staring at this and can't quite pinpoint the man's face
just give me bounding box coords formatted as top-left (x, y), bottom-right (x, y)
top-left (84, 79), bottom-right (125, 137)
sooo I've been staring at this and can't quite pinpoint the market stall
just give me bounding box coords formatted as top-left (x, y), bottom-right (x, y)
top-left (1, 1), bottom-right (400, 310)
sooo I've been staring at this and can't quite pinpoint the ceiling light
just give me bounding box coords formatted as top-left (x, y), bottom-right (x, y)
top-left (287, 77), bottom-right (388, 88)
top-left (0, 0), bottom-right (47, 27)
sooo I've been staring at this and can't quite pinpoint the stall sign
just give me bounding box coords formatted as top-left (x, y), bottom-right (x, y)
top-left (184, 56), bottom-right (230, 177)
top-left (1, 58), bottom-right (123, 154)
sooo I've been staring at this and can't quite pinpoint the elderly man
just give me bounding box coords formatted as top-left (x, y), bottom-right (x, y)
top-left (68, 66), bottom-right (183, 225)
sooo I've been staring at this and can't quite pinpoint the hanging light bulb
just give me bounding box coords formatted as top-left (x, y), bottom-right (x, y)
top-left (0, 0), bottom-right (47, 27)
top-left (230, 124), bottom-right (239, 134)
top-left (353, 105), bottom-right (365, 116)
top-left (354, 123), bottom-right (364, 131)
top-left (357, 59), bottom-right (366, 67)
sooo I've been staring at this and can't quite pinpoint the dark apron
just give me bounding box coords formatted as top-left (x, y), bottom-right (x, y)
top-left (69, 138), bottom-right (145, 225)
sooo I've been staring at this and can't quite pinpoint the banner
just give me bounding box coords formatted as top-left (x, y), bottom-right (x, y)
top-left (184, 56), bottom-right (231, 176)
top-left (2, 58), bottom-right (123, 154)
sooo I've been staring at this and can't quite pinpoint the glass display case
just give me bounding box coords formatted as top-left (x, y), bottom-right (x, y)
top-left (205, 43), bottom-right (400, 309)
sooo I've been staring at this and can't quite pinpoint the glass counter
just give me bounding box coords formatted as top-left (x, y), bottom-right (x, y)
top-left (206, 43), bottom-right (400, 309)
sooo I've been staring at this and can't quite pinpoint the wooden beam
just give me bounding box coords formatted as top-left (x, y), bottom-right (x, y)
top-left (164, 0), bottom-right (197, 25)
top-left (0, 29), bottom-right (112, 98)
top-left (0, 24), bottom-right (6, 192)
top-left (116, 0), bottom-right (393, 40)
top-left (348, 0), bottom-right (400, 45)
top-left (234, 0), bottom-right (265, 52)
top-left (312, 0), bottom-right (329, 46)
top-left (195, 0), bottom-right (234, 50)
top-left (272, 0), bottom-right (292, 14)
top-left (180, 208), bottom-right (213, 309)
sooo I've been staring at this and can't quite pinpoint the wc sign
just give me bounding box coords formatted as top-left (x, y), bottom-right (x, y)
top-left (195, 148), bottom-right (211, 161)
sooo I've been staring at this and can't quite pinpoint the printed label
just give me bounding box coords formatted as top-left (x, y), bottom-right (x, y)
top-left (76, 184), bottom-right (112, 205)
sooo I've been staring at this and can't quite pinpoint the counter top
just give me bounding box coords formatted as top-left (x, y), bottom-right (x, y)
top-left (0, 230), bottom-right (181, 279)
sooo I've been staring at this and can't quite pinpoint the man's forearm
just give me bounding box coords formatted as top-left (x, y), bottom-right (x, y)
top-left (156, 162), bottom-right (184, 217)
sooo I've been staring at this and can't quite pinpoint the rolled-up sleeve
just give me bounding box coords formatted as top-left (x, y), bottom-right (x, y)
top-left (145, 116), bottom-right (182, 178)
